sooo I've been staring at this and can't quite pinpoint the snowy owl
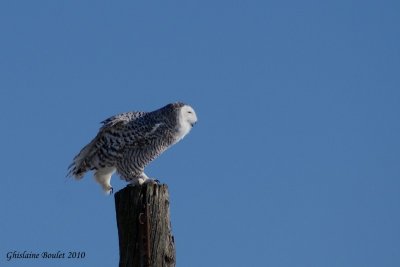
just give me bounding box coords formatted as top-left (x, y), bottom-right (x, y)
top-left (68, 102), bottom-right (197, 194)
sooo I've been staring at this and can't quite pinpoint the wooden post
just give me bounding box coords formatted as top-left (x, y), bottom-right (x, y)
top-left (115, 184), bottom-right (176, 267)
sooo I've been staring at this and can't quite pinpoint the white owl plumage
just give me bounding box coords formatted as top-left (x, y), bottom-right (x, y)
top-left (68, 102), bottom-right (197, 194)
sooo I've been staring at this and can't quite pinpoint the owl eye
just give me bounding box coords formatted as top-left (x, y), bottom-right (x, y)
top-left (188, 111), bottom-right (192, 114)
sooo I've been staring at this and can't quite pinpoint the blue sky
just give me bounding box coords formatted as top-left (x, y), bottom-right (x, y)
top-left (1, 0), bottom-right (399, 266)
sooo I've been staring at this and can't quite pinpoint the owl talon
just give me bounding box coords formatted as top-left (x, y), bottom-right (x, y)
top-left (127, 180), bottom-right (141, 187)
top-left (143, 178), bottom-right (160, 185)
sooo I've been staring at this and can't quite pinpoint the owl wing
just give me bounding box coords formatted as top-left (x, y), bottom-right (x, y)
top-left (121, 121), bottom-right (168, 150)
top-left (67, 112), bottom-right (147, 178)
top-left (101, 112), bottom-right (171, 156)
top-left (100, 111), bottom-right (146, 129)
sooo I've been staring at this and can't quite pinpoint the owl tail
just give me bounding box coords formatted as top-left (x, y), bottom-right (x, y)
top-left (67, 138), bottom-right (98, 179)
top-left (67, 159), bottom-right (89, 179)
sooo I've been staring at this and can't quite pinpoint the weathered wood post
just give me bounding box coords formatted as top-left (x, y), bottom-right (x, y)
top-left (115, 184), bottom-right (176, 267)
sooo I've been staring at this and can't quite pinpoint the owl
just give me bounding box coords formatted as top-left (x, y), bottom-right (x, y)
top-left (68, 102), bottom-right (197, 194)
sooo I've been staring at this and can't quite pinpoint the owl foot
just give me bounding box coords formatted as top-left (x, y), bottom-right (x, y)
top-left (144, 178), bottom-right (160, 185)
top-left (127, 176), bottom-right (160, 187)
top-left (127, 178), bottom-right (144, 187)
top-left (127, 181), bottom-right (140, 187)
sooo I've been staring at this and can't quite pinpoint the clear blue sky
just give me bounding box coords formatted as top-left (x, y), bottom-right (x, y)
top-left (1, 1), bottom-right (399, 266)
